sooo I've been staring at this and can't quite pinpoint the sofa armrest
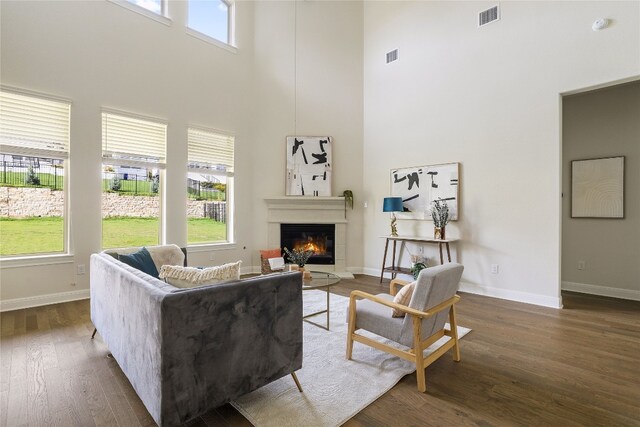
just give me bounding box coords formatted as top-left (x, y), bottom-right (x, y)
top-left (90, 253), bottom-right (167, 422)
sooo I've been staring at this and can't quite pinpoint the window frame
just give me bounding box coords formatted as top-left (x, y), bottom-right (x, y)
top-left (108, 0), bottom-right (172, 27)
top-left (0, 87), bottom-right (72, 260)
top-left (101, 109), bottom-right (167, 250)
top-left (185, 0), bottom-right (237, 53)
top-left (186, 126), bottom-right (235, 248)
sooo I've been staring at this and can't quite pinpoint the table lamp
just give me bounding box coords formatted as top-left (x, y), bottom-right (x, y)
top-left (383, 197), bottom-right (403, 237)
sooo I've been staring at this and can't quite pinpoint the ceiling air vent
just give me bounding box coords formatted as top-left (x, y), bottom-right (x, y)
top-left (386, 49), bottom-right (398, 64)
top-left (478, 5), bottom-right (500, 27)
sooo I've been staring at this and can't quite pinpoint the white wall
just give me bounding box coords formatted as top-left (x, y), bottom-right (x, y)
top-left (250, 1), bottom-right (364, 270)
top-left (0, 0), bottom-right (365, 309)
top-left (562, 81), bottom-right (640, 300)
top-left (0, 0), bottom-right (257, 305)
top-left (362, 1), bottom-right (640, 307)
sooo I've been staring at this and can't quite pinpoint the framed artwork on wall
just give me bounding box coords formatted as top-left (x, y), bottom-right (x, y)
top-left (390, 162), bottom-right (459, 220)
top-left (571, 156), bottom-right (624, 218)
top-left (286, 136), bottom-right (332, 196)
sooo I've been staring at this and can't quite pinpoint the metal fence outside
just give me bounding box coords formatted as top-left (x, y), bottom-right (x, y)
top-left (187, 178), bottom-right (224, 201)
top-left (204, 202), bottom-right (226, 223)
top-left (0, 160), bottom-right (64, 190)
top-left (103, 172), bottom-right (157, 195)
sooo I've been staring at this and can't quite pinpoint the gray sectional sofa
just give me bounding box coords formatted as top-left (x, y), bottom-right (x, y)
top-left (90, 249), bottom-right (303, 426)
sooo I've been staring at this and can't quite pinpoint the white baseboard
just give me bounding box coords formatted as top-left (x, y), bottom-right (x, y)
top-left (0, 289), bottom-right (90, 312)
top-left (359, 269), bottom-right (562, 308)
top-left (562, 281), bottom-right (640, 301)
top-left (458, 281), bottom-right (562, 308)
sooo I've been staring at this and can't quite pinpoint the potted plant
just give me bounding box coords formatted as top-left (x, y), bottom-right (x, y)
top-left (410, 262), bottom-right (427, 279)
top-left (431, 199), bottom-right (449, 240)
top-left (342, 190), bottom-right (354, 219)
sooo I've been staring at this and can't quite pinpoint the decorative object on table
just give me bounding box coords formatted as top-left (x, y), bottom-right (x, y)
top-left (383, 197), bottom-right (404, 237)
top-left (410, 262), bottom-right (427, 279)
top-left (571, 156), bottom-right (624, 218)
top-left (390, 162), bottom-right (459, 220)
top-left (284, 247), bottom-right (315, 280)
top-left (431, 199), bottom-right (450, 240)
top-left (286, 136), bottom-right (332, 196)
top-left (342, 189), bottom-right (354, 218)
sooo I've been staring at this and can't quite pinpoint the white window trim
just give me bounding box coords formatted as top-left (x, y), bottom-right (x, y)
top-left (0, 254), bottom-right (75, 269)
top-left (101, 108), bottom-right (166, 250)
top-left (0, 88), bottom-right (72, 259)
top-left (185, 27), bottom-right (237, 54)
top-left (107, 0), bottom-right (172, 27)
top-left (187, 124), bottom-right (235, 246)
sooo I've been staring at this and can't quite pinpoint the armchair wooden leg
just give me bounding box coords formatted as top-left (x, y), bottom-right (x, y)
top-left (91, 328), bottom-right (97, 339)
top-left (449, 305), bottom-right (461, 362)
top-left (346, 296), bottom-right (357, 360)
top-left (291, 372), bottom-right (303, 393)
top-left (412, 317), bottom-right (427, 393)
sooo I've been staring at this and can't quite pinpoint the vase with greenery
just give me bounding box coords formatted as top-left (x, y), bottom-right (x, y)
top-left (431, 199), bottom-right (449, 240)
top-left (283, 247), bottom-right (315, 268)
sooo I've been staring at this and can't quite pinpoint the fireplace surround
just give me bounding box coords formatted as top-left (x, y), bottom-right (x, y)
top-left (264, 197), bottom-right (352, 277)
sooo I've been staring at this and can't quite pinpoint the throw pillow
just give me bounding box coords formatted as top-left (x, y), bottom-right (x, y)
top-left (118, 247), bottom-right (160, 279)
top-left (159, 260), bottom-right (242, 288)
top-left (260, 248), bottom-right (281, 259)
top-left (392, 281), bottom-right (415, 318)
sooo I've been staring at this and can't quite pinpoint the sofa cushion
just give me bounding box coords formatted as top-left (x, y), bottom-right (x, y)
top-left (159, 260), bottom-right (242, 288)
top-left (118, 247), bottom-right (159, 279)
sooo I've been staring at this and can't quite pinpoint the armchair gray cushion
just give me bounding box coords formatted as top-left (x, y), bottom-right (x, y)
top-left (351, 263), bottom-right (464, 347)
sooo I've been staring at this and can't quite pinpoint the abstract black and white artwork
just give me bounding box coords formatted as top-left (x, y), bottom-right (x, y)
top-left (286, 136), bottom-right (332, 196)
top-left (390, 162), bottom-right (459, 220)
top-left (571, 156), bottom-right (624, 218)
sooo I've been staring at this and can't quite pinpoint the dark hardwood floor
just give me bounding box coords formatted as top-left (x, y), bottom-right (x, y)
top-left (1, 275), bottom-right (639, 426)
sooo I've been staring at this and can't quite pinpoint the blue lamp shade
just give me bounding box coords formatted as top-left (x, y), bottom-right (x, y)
top-left (383, 197), bottom-right (404, 212)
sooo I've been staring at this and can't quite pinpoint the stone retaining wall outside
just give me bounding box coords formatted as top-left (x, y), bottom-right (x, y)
top-left (0, 187), bottom-right (220, 219)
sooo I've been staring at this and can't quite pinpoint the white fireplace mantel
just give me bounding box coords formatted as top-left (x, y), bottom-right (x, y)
top-left (264, 197), bottom-right (353, 278)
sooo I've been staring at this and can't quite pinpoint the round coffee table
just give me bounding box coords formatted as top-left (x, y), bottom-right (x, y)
top-left (302, 271), bottom-right (341, 330)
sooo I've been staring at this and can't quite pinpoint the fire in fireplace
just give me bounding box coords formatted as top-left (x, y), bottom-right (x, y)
top-left (280, 223), bottom-right (335, 265)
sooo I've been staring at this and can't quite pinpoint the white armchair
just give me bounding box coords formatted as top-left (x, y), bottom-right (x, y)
top-left (346, 263), bottom-right (464, 392)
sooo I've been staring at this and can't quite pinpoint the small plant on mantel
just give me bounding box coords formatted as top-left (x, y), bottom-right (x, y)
top-left (342, 190), bottom-right (354, 219)
top-left (283, 247), bottom-right (315, 268)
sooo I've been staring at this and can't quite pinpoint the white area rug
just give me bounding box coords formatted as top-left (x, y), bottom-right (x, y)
top-left (231, 290), bottom-right (471, 427)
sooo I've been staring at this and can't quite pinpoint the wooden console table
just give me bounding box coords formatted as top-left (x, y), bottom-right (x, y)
top-left (379, 236), bottom-right (459, 283)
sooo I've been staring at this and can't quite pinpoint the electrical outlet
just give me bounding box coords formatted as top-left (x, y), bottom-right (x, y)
top-left (363, 201), bottom-right (368, 208)
top-left (490, 264), bottom-right (499, 274)
top-left (76, 264), bottom-right (86, 275)
top-left (577, 260), bottom-right (585, 270)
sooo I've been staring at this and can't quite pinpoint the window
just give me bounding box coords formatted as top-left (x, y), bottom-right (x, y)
top-left (102, 111), bottom-right (166, 249)
top-left (187, 127), bottom-right (234, 245)
top-left (127, 0), bottom-right (163, 15)
top-left (188, 0), bottom-right (232, 45)
top-left (0, 89), bottom-right (70, 257)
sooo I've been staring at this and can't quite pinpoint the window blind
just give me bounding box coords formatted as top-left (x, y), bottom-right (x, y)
top-left (102, 112), bottom-right (166, 166)
top-left (188, 127), bottom-right (234, 174)
top-left (0, 90), bottom-right (70, 158)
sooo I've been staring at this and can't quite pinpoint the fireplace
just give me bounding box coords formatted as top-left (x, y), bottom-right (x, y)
top-left (280, 223), bottom-right (335, 265)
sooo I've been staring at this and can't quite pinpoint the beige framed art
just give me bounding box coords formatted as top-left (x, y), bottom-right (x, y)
top-left (571, 156), bottom-right (624, 219)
